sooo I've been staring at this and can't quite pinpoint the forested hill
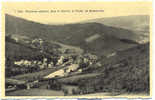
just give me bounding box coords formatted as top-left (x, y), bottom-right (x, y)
top-left (83, 15), bottom-right (150, 33)
top-left (5, 14), bottom-right (142, 56)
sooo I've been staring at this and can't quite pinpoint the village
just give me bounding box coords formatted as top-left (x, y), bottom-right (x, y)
top-left (5, 32), bottom-right (150, 96)
top-left (6, 53), bottom-right (99, 95)
top-left (4, 12), bottom-right (150, 96)
top-left (5, 36), bottom-right (101, 95)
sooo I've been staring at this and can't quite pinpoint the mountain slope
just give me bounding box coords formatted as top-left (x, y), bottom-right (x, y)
top-left (5, 14), bottom-right (141, 56)
top-left (83, 15), bottom-right (150, 33)
top-left (5, 40), bottom-right (45, 61)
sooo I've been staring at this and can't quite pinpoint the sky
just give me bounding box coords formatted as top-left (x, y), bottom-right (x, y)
top-left (2, 2), bottom-right (152, 24)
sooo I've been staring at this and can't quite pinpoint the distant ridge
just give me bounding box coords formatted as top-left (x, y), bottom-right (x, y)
top-left (5, 14), bottom-right (146, 56)
top-left (83, 15), bottom-right (150, 33)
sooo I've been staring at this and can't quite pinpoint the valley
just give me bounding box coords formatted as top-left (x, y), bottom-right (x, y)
top-left (5, 14), bottom-right (150, 96)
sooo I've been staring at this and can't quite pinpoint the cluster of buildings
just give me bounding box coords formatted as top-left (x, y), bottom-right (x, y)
top-left (14, 58), bottom-right (54, 70)
top-left (44, 64), bottom-right (81, 79)
top-left (13, 52), bottom-right (98, 80)
top-left (14, 51), bottom-right (98, 68)
top-left (43, 54), bottom-right (98, 79)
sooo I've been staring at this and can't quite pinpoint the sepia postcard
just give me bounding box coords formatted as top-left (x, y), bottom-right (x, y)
top-left (0, 1), bottom-right (153, 98)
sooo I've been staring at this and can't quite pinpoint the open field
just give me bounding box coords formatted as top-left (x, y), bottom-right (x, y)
top-left (6, 88), bottom-right (64, 96)
top-left (80, 92), bottom-right (149, 96)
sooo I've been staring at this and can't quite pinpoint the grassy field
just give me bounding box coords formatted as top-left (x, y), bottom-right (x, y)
top-left (6, 88), bottom-right (64, 96)
top-left (6, 88), bottom-right (149, 96)
top-left (79, 92), bottom-right (149, 96)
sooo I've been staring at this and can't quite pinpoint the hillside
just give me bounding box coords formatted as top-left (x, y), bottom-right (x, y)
top-left (58, 43), bottom-right (150, 93)
top-left (83, 15), bottom-right (150, 44)
top-left (5, 41), bottom-right (41, 60)
top-left (5, 14), bottom-right (150, 95)
top-left (5, 14), bottom-right (141, 56)
top-left (83, 15), bottom-right (150, 33)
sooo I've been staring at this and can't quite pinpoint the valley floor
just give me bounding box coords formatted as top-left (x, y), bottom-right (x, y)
top-left (6, 87), bottom-right (149, 96)
top-left (80, 92), bottom-right (149, 97)
top-left (6, 88), bottom-right (64, 96)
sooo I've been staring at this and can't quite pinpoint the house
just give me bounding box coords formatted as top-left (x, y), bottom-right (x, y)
top-left (56, 56), bottom-right (65, 65)
top-left (14, 60), bottom-right (32, 67)
top-left (14, 60), bottom-right (24, 66)
top-left (39, 64), bottom-right (45, 69)
top-left (48, 63), bottom-right (54, 68)
top-left (43, 58), bottom-right (47, 63)
top-left (37, 61), bottom-right (42, 65)
top-left (66, 64), bottom-right (79, 73)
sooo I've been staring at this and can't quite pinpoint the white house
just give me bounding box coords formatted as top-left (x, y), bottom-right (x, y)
top-left (66, 64), bottom-right (79, 73)
top-left (48, 62), bottom-right (54, 68)
top-left (14, 60), bottom-right (32, 66)
top-left (56, 56), bottom-right (65, 65)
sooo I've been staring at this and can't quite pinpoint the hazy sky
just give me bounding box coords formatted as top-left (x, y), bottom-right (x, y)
top-left (2, 2), bottom-right (152, 24)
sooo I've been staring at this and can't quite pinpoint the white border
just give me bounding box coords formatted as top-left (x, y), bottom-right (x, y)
top-left (0, 0), bottom-right (153, 2)
top-left (0, 0), bottom-right (153, 100)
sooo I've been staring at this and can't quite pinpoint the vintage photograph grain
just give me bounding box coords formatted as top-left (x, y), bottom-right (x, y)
top-left (5, 14), bottom-right (150, 96)
top-left (3, 2), bottom-right (151, 96)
